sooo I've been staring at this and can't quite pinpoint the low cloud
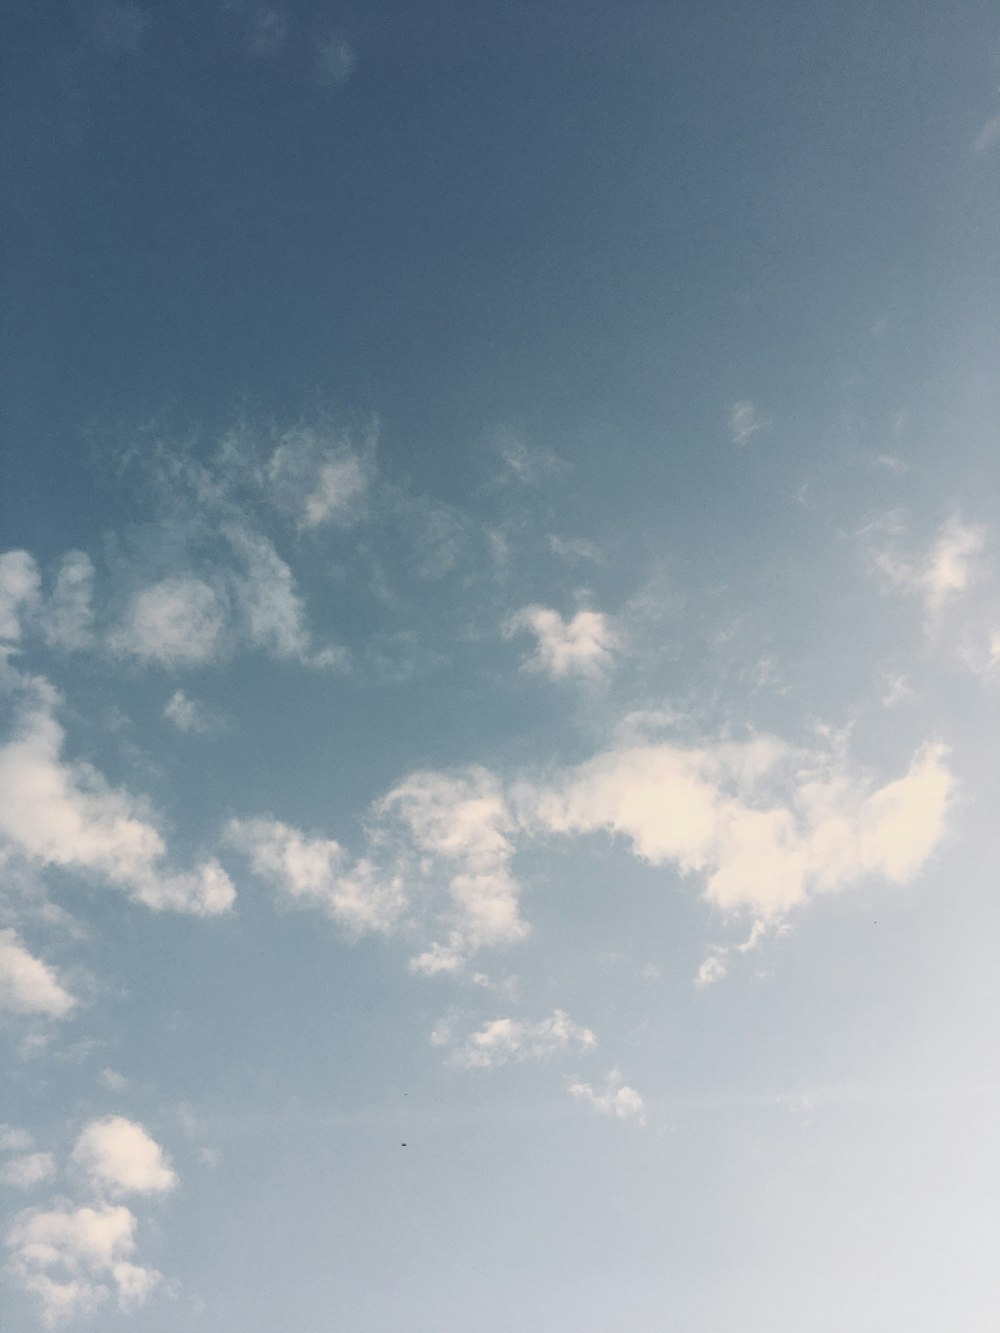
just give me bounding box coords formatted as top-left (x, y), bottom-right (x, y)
top-left (872, 516), bottom-right (985, 620)
top-left (568, 1068), bottom-right (645, 1121)
top-left (6, 1117), bottom-right (175, 1325)
top-left (1, 1152), bottom-right (57, 1189)
top-left (71, 1117), bottom-right (176, 1199)
top-left (506, 605), bottom-right (618, 680)
top-left (0, 679), bottom-right (235, 916)
top-left (0, 929), bottom-right (76, 1018)
top-left (0, 551), bottom-right (41, 643)
top-left (434, 1009), bottom-right (597, 1070)
top-left (109, 576), bottom-right (227, 667)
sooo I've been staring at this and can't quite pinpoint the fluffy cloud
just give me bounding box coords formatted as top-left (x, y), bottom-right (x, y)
top-left (109, 576), bottom-right (227, 666)
top-left (514, 735), bottom-right (951, 916)
top-left (381, 767), bottom-right (528, 968)
top-left (5, 1118), bottom-right (175, 1323)
top-left (568, 1068), bottom-right (645, 1121)
top-left (435, 1009), bottom-right (597, 1070)
top-left (6, 1203), bottom-right (161, 1325)
top-left (506, 605), bottom-right (618, 680)
top-left (0, 929), bottom-right (76, 1018)
top-left (0, 550), bottom-right (40, 642)
top-left (71, 1117), bottom-right (176, 1198)
top-left (225, 817), bottom-right (404, 934)
top-left (1, 1152), bottom-right (57, 1189)
top-left (0, 684), bottom-right (235, 915)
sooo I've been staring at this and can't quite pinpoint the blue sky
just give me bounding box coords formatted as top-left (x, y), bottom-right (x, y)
top-left (2, 2), bottom-right (999, 1328)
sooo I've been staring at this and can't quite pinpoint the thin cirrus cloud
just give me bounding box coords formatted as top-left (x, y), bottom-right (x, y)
top-left (728, 400), bottom-right (770, 446)
top-left (0, 677), bottom-right (235, 917)
top-left (505, 604), bottom-right (618, 680)
top-left (6, 1117), bottom-right (175, 1325)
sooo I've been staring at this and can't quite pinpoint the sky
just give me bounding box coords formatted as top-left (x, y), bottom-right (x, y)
top-left (2, 1), bottom-right (1000, 1328)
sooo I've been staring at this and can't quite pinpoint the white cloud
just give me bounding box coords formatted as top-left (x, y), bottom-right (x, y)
top-left (873, 516), bottom-right (985, 618)
top-left (110, 576), bottom-right (227, 667)
top-left (225, 526), bottom-right (345, 668)
top-left (163, 689), bottom-right (212, 734)
top-left (1, 1152), bottom-right (57, 1189)
top-left (44, 553), bottom-right (95, 650)
top-left (547, 534), bottom-right (604, 564)
top-left (436, 1009), bottom-right (597, 1070)
top-left (568, 1068), bottom-right (645, 1121)
top-left (100, 1068), bottom-right (129, 1093)
top-left (506, 605), bottom-right (618, 680)
top-left (514, 735), bottom-right (952, 916)
top-left (0, 685), bottom-right (235, 916)
top-left (0, 929), bottom-right (76, 1017)
top-left (6, 1203), bottom-right (161, 1325)
top-left (225, 817), bottom-right (404, 934)
top-left (0, 1125), bottom-right (35, 1152)
top-left (728, 400), bottom-right (769, 446)
top-left (973, 114), bottom-right (1000, 154)
top-left (315, 35), bottom-right (356, 87)
top-left (71, 1117), bottom-right (176, 1198)
top-left (882, 674), bottom-right (916, 708)
top-left (695, 951), bottom-right (728, 988)
top-left (380, 767), bottom-right (528, 963)
top-left (266, 427), bottom-right (370, 530)
top-left (0, 550), bottom-right (41, 642)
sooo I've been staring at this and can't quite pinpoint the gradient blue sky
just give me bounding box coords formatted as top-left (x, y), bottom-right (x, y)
top-left (2, 2), bottom-right (999, 1329)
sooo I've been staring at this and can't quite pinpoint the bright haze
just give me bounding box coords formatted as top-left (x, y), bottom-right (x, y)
top-left (2, 1), bottom-right (999, 1329)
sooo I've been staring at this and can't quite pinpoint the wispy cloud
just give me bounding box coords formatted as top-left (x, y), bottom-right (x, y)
top-left (315, 36), bottom-right (356, 88)
top-left (871, 515), bottom-right (985, 619)
top-left (728, 400), bottom-right (770, 447)
top-left (973, 114), bottom-right (1000, 155)
top-left (0, 930), bottom-right (76, 1018)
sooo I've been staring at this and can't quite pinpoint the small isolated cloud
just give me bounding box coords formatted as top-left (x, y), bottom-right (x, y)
top-left (0, 550), bottom-right (41, 643)
top-left (225, 817), bottom-right (404, 934)
top-left (109, 576), bottom-right (227, 667)
top-left (728, 400), bottom-right (769, 447)
top-left (547, 535), bottom-right (604, 564)
top-left (1, 1152), bottom-right (57, 1190)
top-left (568, 1068), bottom-right (645, 1122)
top-left (505, 605), bottom-right (618, 680)
top-left (0, 681), bottom-right (235, 916)
top-left (882, 674), bottom-right (916, 708)
top-left (163, 690), bottom-right (211, 734)
top-left (100, 1068), bottom-right (129, 1093)
top-left (315, 35), bottom-right (356, 88)
top-left (6, 1203), bottom-right (162, 1324)
top-left (493, 431), bottom-right (562, 485)
top-left (695, 951), bottom-right (729, 988)
top-left (435, 1009), bottom-right (597, 1070)
top-left (0, 929), bottom-right (76, 1018)
top-left (973, 114), bottom-right (1000, 154)
top-left (44, 553), bottom-right (96, 651)
top-left (71, 1117), bottom-right (176, 1199)
top-left (872, 516), bottom-right (985, 619)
